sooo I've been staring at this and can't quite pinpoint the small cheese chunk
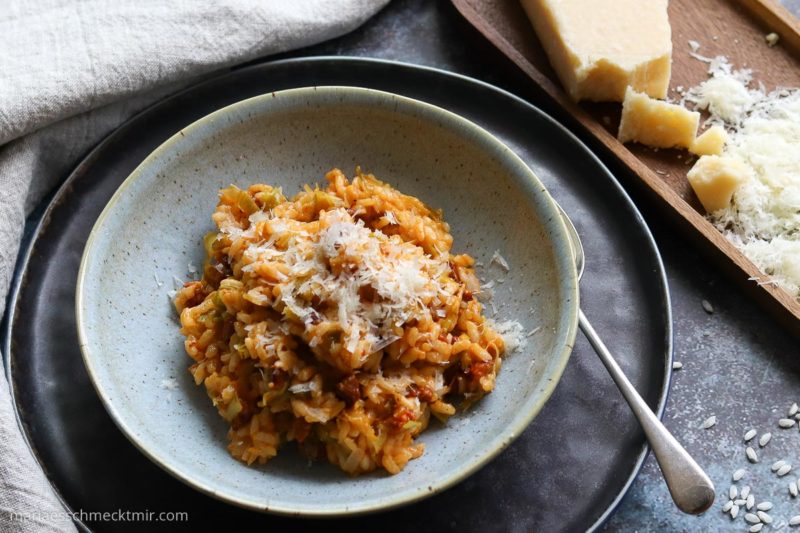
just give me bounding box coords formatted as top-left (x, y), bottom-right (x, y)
top-left (765, 32), bottom-right (780, 47)
top-left (520, 0), bottom-right (672, 102)
top-left (618, 88), bottom-right (700, 149)
top-left (691, 125), bottom-right (727, 156)
top-left (687, 155), bottom-right (750, 213)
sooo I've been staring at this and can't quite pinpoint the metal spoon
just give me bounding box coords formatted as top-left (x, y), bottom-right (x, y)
top-left (557, 204), bottom-right (716, 515)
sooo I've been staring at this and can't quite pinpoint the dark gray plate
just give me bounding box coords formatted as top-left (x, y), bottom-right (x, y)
top-left (2, 57), bottom-right (671, 532)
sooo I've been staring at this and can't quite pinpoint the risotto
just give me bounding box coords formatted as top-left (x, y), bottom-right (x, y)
top-left (174, 168), bottom-right (509, 475)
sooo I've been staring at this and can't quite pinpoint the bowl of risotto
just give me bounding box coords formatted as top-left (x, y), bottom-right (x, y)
top-left (76, 86), bottom-right (579, 515)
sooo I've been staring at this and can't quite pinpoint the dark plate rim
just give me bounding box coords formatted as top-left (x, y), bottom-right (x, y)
top-left (1, 55), bottom-right (673, 533)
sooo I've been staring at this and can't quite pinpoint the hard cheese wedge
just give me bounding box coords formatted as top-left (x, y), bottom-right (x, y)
top-left (520, 0), bottom-right (672, 102)
top-left (687, 155), bottom-right (750, 213)
top-left (618, 88), bottom-right (700, 149)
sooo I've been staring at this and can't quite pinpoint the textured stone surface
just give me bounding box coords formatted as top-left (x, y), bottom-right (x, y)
top-left (295, 0), bottom-right (800, 530)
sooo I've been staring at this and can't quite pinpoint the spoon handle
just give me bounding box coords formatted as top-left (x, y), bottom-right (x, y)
top-left (579, 309), bottom-right (715, 515)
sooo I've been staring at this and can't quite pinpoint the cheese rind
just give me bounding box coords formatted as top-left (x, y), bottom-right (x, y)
top-left (691, 126), bottom-right (727, 156)
top-left (520, 0), bottom-right (672, 102)
top-left (687, 155), bottom-right (749, 213)
top-left (618, 88), bottom-right (700, 149)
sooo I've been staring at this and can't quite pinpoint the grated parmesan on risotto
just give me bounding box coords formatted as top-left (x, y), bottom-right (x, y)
top-left (174, 168), bottom-right (521, 475)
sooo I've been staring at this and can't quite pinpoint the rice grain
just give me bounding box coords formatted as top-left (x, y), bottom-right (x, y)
top-left (722, 500), bottom-right (734, 512)
top-left (745, 512), bottom-right (761, 524)
top-left (747, 447), bottom-right (758, 463)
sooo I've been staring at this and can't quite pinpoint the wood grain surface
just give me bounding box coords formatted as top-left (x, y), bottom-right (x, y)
top-left (451, 0), bottom-right (800, 334)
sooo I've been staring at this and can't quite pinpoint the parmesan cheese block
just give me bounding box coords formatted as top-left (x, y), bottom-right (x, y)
top-left (687, 155), bottom-right (749, 213)
top-left (691, 125), bottom-right (727, 156)
top-left (519, 0), bottom-right (672, 102)
top-left (618, 87), bottom-right (700, 149)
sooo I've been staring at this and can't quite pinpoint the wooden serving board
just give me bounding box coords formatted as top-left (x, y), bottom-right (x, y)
top-left (451, 0), bottom-right (800, 335)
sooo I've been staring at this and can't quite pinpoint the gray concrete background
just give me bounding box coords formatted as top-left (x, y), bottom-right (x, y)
top-left (295, 0), bottom-right (800, 531)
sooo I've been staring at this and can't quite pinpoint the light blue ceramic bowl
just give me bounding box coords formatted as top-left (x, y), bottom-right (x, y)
top-left (76, 86), bottom-right (578, 516)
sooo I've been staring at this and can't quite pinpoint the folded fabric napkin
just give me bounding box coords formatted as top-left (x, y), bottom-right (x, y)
top-left (0, 1), bottom-right (388, 530)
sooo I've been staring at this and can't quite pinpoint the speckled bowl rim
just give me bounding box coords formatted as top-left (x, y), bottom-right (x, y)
top-left (76, 86), bottom-right (579, 517)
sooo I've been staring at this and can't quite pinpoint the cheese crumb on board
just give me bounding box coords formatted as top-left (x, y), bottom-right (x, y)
top-left (765, 32), bottom-right (780, 47)
top-left (686, 155), bottom-right (750, 213)
top-left (519, 0), bottom-right (671, 102)
top-left (618, 87), bottom-right (699, 149)
top-left (691, 125), bottom-right (727, 156)
top-left (682, 57), bottom-right (758, 125)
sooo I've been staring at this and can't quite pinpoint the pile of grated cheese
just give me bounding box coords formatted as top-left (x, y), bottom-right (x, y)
top-left (683, 56), bottom-right (800, 299)
top-left (240, 207), bottom-right (455, 357)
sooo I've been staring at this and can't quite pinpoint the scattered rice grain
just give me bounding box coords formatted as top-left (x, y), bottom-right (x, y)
top-left (702, 299), bottom-right (714, 313)
top-left (702, 415), bottom-right (717, 429)
top-left (747, 494), bottom-right (755, 510)
top-left (758, 511), bottom-right (773, 524)
top-left (745, 512), bottom-right (761, 524)
top-left (773, 460), bottom-right (787, 472)
top-left (741, 485), bottom-right (751, 499)
top-left (722, 500), bottom-right (734, 512)
top-left (790, 515), bottom-right (800, 526)
top-left (790, 403), bottom-right (799, 417)
top-left (745, 429), bottom-right (758, 442)
top-left (779, 418), bottom-right (796, 428)
top-left (733, 468), bottom-right (746, 481)
top-left (731, 505), bottom-right (740, 519)
top-left (778, 464), bottom-right (793, 476)
top-left (759, 433), bottom-right (772, 447)
top-left (747, 447), bottom-right (759, 463)
top-left (790, 480), bottom-right (798, 497)
top-left (757, 502), bottom-right (773, 511)
top-left (750, 524), bottom-right (764, 533)
top-left (730, 485), bottom-right (739, 499)
top-left (673, 361), bottom-right (683, 370)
